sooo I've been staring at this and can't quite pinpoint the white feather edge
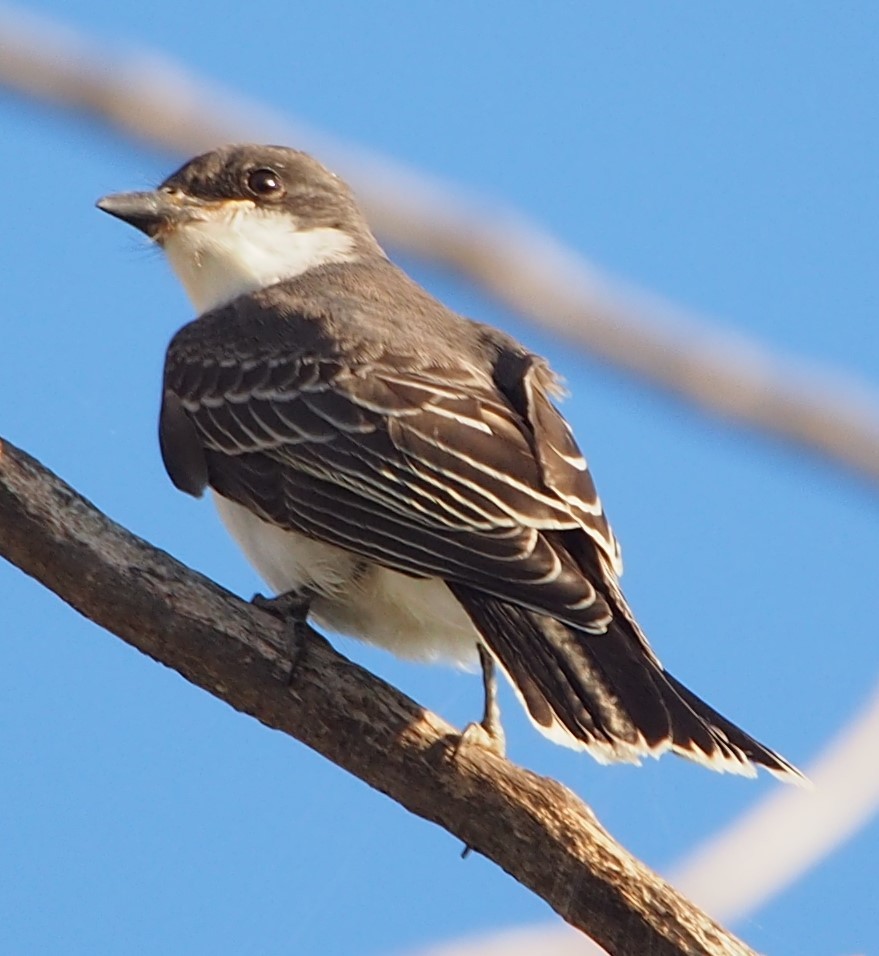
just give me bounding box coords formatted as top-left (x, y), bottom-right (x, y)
top-left (481, 645), bottom-right (808, 784)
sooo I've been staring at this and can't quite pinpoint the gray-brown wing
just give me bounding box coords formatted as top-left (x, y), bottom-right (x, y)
top-left (161, 340), bottom-right (621, 632)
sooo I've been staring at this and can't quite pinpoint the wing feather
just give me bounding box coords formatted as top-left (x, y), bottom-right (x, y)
top-left (162, 315), bottom-right (620, 632)
top-left (154, 259), bottom-right (800, 781)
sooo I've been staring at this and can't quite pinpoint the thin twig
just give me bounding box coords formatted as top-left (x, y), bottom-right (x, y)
top-left (0, 437), bottom-right (760, 956)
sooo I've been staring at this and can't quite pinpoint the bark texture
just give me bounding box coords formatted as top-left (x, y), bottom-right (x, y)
top-left (0, 437), bottom-right (758, 956)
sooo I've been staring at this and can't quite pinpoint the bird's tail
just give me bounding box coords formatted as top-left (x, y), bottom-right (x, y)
top-left (450, 586), bottom-right (805, 783)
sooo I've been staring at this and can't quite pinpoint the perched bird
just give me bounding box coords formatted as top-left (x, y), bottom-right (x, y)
top-left (98, 144), bottom-right (801, 781)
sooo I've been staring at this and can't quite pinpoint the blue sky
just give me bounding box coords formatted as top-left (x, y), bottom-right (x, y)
top-left (1, 4), bottom-right (877, 955)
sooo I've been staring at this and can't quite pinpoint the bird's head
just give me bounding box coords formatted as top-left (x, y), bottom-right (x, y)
top-left (97, 144), bottom-right (380, 313)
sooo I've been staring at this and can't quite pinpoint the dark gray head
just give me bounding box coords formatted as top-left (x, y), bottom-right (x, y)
top-left (97, 144), bottom-right (383, 313)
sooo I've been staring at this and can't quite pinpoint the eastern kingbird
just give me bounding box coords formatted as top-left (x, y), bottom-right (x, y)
top-left (98, 144), bottom-right (801, 781)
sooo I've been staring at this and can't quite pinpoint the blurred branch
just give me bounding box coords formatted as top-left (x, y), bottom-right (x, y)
top-left (412, 926), bottom-right (606, 956)
top-left (0, 436), bottom-right (760, 956)
top-left (3, 7), bottom-right (879, 488)
top-left (3, 9), bottom-right (879, 950)
top-left (671, 683), bottom-right (879, 921)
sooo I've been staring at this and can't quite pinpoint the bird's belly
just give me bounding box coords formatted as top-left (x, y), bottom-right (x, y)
top-left (212, 493), bottom-right (480, 666)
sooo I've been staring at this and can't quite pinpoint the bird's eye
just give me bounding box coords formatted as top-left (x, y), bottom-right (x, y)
top-left (246, 167), bottom-right (286, 199)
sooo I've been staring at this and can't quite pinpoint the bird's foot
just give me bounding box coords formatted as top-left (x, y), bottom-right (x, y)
top-left (455, 718), bottom-right (506, 759)
top-left (454, 644), bottom-right (506, 758)
top-left (252, 590), bottom-right (313, 684)
top-left (454, 718), bottom-right (504, 861)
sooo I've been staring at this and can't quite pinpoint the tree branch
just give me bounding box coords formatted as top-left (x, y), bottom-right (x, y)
top-left (0, 436), bottom-right (760, 956)
top-left (4, 12), bottom-right (876, 948)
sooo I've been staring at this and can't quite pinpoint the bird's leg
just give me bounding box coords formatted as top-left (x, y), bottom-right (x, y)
top-left (251, 589), bottom-right (313, 684)
top-left (477, 644), bottom-right (505, 749)
top-left (457, 644), bottom-right (506, 758)
top-left (457, 645), bottom-right (506, 860)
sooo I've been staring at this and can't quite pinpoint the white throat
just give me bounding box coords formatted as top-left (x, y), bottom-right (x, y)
top-left (161, 204), bottom-right (356, 314)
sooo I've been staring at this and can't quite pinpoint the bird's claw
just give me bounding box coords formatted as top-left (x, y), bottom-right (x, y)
top-left (455, 719), bottom-right (507, 759)
top-left (452, 644), bottom-right (507, 758)
top-left (251, 590), bottom-right (313, 684)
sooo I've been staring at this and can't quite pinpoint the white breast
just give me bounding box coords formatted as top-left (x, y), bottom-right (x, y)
top-left (213, 494), bottom-right (480, 667)
top-left (162, 204), bottom-right (356, 313)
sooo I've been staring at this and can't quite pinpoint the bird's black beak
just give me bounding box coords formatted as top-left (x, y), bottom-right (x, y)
top-left (96, 189), bottom-right (200, 238)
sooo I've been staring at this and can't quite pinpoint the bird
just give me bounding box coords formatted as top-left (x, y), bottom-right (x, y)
top-left (97, 144), bottom-right (802, 782)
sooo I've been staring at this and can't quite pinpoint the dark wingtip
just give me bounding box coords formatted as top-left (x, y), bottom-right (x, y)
top-left (159, 391), bottom-right (209, 497)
